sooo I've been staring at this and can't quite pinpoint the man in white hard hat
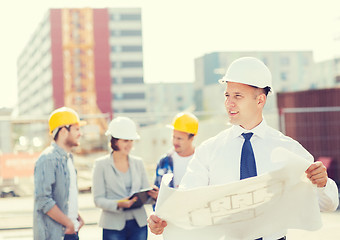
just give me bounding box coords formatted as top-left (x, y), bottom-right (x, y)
top-left (34, 107), bottom-right (86, 240)
top-left (148, 57), bottom-right (339, 239)
top-left (154, 112), bottom-right (199, 190)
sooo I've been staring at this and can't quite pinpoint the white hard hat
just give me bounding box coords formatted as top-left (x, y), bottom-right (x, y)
top-left (105, 116), bottom-right (140, 140)
top-left (218, 57), bottom-right (273, 93)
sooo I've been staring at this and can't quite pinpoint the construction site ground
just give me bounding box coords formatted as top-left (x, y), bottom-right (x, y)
top-left (0, 193), bottom-right (339, 240)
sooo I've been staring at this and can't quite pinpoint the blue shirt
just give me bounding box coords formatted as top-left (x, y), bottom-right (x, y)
top-left (154, 153), bottom-right (174, 188)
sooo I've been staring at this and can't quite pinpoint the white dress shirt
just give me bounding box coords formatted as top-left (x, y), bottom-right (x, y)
top-left (180, 120), bottom-right (339, 240)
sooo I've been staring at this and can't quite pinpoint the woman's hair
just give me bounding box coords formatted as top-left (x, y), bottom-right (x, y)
top-left (110, 137), bottom-right (120, 151)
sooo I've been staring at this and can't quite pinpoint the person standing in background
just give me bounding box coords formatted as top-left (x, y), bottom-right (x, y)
top-left (34, 107), bottom-right (85, 240)
top-left (92, 116), bottom-right (156, 240)
top-left (154, 112), bottom-right (199, 189)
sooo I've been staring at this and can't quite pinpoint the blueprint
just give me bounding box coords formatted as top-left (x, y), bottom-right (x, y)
top-left (154, 147), bottom-right (322, 240)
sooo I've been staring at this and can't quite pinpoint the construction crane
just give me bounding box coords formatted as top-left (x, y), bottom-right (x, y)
top-left (61, 8), bottom-right (108, 134)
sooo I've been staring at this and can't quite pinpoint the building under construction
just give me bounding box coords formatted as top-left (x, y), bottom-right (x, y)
top-left (17, 8), bottom-right (147, 139)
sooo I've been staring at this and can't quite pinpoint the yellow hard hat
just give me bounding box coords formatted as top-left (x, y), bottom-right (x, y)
top-left (48, 107), bottom-right (86, 134)
top-left (169, 112), bottom-right (199, 135)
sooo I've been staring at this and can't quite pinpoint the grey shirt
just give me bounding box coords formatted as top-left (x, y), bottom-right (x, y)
top-left (33, 142), bottom-right (74, 240)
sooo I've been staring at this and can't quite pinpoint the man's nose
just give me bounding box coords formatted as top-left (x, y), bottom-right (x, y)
top-left (225, 98), bottom-right (235, 107)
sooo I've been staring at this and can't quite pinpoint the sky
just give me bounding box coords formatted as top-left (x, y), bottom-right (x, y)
top-left (1, 0), bottom-right (340, 109)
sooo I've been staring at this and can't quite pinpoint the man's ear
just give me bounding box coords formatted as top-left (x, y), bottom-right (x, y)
top-left (257, 93), bottom-right (266, 107)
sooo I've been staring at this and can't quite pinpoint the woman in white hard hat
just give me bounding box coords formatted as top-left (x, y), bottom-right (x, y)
top-left (92, 116), bottom-right (154, 240)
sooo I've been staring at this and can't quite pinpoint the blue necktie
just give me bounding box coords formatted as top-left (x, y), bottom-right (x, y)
top-left (240, 133), bottom-right (262, 240)
top-left (240, 133), bottom-right (257, 179)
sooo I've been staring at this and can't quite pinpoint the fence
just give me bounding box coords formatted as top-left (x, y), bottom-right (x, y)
top-left (279, 106), bottom-right (340, 185)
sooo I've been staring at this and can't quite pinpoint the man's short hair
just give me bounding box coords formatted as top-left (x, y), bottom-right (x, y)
top-left (263, 86), bottom-right (271, 96)
top-left (251, 85), bottom-right (271, 96)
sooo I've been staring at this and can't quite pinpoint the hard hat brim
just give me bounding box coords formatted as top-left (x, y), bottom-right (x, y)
top-left (166, 124), bottom-right (197, 135)
top-left (105, 131), bottom-right (140, 140)
top-left (218, 77), bottom-right (274, 95)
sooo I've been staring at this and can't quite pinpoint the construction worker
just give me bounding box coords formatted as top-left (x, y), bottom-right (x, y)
top-left (154, 112), bottom-right (199, 189)
top-left (34, 107), bottom-right (86, 240)
top-left (148, 57), bottom-right (339, 239)
top-left (92, 116), bottom-right (155, 240)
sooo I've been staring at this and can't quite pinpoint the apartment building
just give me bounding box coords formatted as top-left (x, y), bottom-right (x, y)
top-left (17, 8), bottom-right (147, 130)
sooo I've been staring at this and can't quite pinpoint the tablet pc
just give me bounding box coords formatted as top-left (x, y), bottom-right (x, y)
top-left (124, 187), bottom-right (153, 210)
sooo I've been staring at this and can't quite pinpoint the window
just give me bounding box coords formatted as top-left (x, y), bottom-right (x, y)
top-left (120, 14), bottom-right (141, 21)
top-left (121, 30), bottom-right (142, 36)
top-left (123, 92), bottom-right (145, 99)
top-left (113, 92), bottom-right (145, 100)
top-left (110, 30), bottom-right (142, 37)
top-left (121, 61), bottom-right (143, 68)
top-left (109, 14), bottom-right (117, 21)
top-left (301, 57), bottom-right (309, 66)
top-left (113, 93), bottom-right (123, 100)
top-left (111, 77), bottom-right (118, 84)
top-left (121, 45), bottom-right (143, 52)
top-left (122, 77), bottom-right (144, 84)
top-left (336, 75), bottom-right (340, 83)
top-left (110, 46), bottom-right (120, 52)
top-left (310, 83), bottom-right (317, 89)
top-left (122, 108), bottom-right (146, 113)
top-left (280, 72), bottom-right (287, 81)
top-left (280, 57), bottom-right (290, 66)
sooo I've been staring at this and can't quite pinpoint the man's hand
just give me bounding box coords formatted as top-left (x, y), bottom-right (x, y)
top-left (64, 218), bottom-right (75, 234)
top-left (77, 214), bottom-right (84, 230)
top-left (46, 205), bottom-right (75, 234)
top-left (305, 161), bottom-right (328, 188)
top-left (148, 185), bottom-right (159, 200)
top-left (147, 213), bottom-right (167, 235)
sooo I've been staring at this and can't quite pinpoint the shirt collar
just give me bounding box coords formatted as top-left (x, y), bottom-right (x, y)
top-left (230, 119), bottom-right (268, 139)
top-left (52, 142), bottom-right (69, 160)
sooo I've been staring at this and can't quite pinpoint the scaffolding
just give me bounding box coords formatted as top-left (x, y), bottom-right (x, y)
top-left (61, 8), bottom-right (108, 134)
